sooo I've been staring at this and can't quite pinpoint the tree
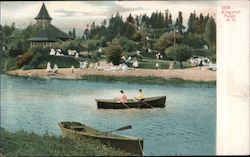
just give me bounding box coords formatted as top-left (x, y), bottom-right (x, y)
top-left (105, 43), bottom-right (123, 65)
top-left (175, 11), bottom-right (184, 34)
top-left (168, 14), bottom-right (173, 25)
top-left (165, 44), bottom-right (193, 68)
top-left (154, 32), bottom-right (183, 52)
top-left (127, 13), bottom-right (135, 24)
top-left (113, 36), bottom-right (139, 52)
top-left (204, 16), bottom-right (216, 49)
top-left (124, 22), bottom-right (136, 39)
top-left (68, 31), bottom-right (72, 37)
top-left (72, 28), bottom-right (76, 39)
top-left (164, 10), bottom-right (169, 28)
top-left (83, 28), bottom-right (90, 40)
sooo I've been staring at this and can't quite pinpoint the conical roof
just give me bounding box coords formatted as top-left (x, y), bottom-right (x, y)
top-left (35, 3), bottom-right (52, 20)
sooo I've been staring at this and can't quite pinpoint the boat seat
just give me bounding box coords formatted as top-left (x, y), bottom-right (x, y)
top-left (70, 126), bottom-right (86, 132)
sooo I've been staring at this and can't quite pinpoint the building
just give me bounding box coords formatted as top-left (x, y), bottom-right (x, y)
top-left (28, 3), bottom-right (72, 48)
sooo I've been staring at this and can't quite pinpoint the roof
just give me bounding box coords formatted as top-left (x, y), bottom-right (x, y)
top-left (28, 24), bottom-right (72, 42)
top-left (35, 3), bottom-right (52, 20)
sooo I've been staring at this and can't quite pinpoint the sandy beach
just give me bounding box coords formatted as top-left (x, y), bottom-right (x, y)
top-left (7, 67), bottom-right (216, 82)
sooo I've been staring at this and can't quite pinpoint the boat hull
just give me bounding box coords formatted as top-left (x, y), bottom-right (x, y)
top-left (58, 122), bottom-right (143, 155)
top-left (96, 96), bottom-right (166, 109)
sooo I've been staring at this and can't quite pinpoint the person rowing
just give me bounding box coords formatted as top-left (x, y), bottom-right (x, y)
top-left (134, 89), bottom-right (153, 108)
top-left (115, 90), bottom-right (128, 103)
top-left (134, 89), bottom-right (144, 101)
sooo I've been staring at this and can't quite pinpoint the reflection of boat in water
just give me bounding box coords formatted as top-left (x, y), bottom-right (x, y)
top-left (96, 96), bottom-right (166, 109)
top-left (58, 122), bottom-right (144, 155)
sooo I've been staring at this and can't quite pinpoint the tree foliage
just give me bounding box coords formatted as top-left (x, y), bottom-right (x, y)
top-left (165, 44), bottom-right (193, 68)
top-left (113, 36), bottom-right (139, 52)
top-left (154, 32), bottom-right (183, 52)
top-left (204, 16), bottom-right (216, 49)
top-left (104, 43), bottom-right (123, 65)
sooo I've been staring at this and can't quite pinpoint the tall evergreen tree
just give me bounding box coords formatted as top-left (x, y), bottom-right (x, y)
top-left (204, 16), bottom-right (216, 49)
top-left (127, 13), bottom-right (135, 24)
top-left (169, 14), bottom-right (173, 25)
top-left (72, 28), bottom-right (76, 39)
top-left (176, 11), bottom-right (184, 34)
top-left (164, 10), bottom-right (169, 28)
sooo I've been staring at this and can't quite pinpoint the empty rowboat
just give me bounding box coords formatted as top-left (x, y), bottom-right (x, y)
top-left (58, 121), bottom-right (144, 155)
top-left (96, 96), bottom-right (166, 109)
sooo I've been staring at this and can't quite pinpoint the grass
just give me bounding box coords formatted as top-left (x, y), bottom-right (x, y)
top-left (0, 128), bottom-right (133, 157)
top-left (80, 75), bottom-right (216, 86)
top-left (138, 59), bottom-right (192, 69)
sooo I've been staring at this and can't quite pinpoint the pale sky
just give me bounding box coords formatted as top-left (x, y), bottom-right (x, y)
top-left (1, 1), bottom-right (217, 33)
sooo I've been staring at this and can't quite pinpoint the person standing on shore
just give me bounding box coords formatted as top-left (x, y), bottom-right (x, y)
top-left (71, 65), bottom-right (74, 73)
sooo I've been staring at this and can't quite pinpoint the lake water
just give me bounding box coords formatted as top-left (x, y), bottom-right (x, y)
top-left (0, 74), bottom-right (216, 155)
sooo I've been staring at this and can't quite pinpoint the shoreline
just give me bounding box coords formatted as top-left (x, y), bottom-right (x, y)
top-left (6, 67), bottom-right (216, 84)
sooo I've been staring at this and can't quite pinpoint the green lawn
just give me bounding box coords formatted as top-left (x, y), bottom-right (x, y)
top-left (0, 128), bottom-right (133, 157)
top-left (138, 59), bottom-right (192, 69)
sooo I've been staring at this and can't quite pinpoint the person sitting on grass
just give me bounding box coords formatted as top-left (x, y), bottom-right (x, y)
top-left (115, 90), bottom-right (128, 103)
top-left (134, 89), bottom-right (144, 101)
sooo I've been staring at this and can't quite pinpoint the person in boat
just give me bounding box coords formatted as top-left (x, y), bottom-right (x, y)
top-left (116, 90), bottom-right (128, 103)
top-left (134, 89), bottom-right (144, 101)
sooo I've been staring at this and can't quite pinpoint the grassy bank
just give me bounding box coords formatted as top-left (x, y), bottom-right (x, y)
top-left (80, 75), bottom-right (216, 86)
top-left (0, 128), bottom-right (132, 157)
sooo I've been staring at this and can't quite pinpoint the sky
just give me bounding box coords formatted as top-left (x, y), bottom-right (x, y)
top-left (1, 1), bottom-right (217, 36)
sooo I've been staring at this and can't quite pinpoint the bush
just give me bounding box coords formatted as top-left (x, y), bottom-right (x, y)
top-left (104, 43), bottom-right (123, 65)
top-left (16, 52), bottom-right (33, 68)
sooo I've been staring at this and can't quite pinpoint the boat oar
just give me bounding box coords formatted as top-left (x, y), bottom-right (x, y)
top-left (97, 125), bottom-right (132, 135)
top-left (114, 98), bottom-right (130, 109)
top-left (134, 97), bottom-right (154, 108)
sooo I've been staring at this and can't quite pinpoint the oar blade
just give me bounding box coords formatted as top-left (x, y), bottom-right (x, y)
top-left (116, 125), bottom-right (132, 131)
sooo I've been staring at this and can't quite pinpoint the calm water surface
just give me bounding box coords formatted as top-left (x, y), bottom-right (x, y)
top-left (0, 74), bottom-right (216, 155)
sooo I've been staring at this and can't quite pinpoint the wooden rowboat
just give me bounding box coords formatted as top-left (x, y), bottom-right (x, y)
top-left (96, 96), bottom-right (166, 109)
top-left (58, 122), bottom-right (144, 155)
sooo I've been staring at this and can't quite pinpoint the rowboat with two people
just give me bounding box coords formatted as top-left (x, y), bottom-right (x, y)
top-left (95, 96), bottom-right (166, 109)
top-left (58, 121), bottom-right (144, 156)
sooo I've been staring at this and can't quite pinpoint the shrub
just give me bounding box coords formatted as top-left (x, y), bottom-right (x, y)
top-left (16, 52), bottom-right (33, 68)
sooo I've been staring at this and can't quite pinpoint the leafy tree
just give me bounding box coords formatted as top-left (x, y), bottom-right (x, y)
top-left (105, 42), bottom-right (123, 65)
top-left (204, 16), bottom-right (216, 49)
top-left (165, 44), bottom-right (193, 68)
top-left (132, 31), bottom-right (144, 42)
top-left (183, 32), bottom-right (206, 49)
top-left (113, 36), bottom-right (139, 52)
top-left (154, 32), bottom-right (183, 52)
top-left (9, 41), bottom-right (24, 57)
